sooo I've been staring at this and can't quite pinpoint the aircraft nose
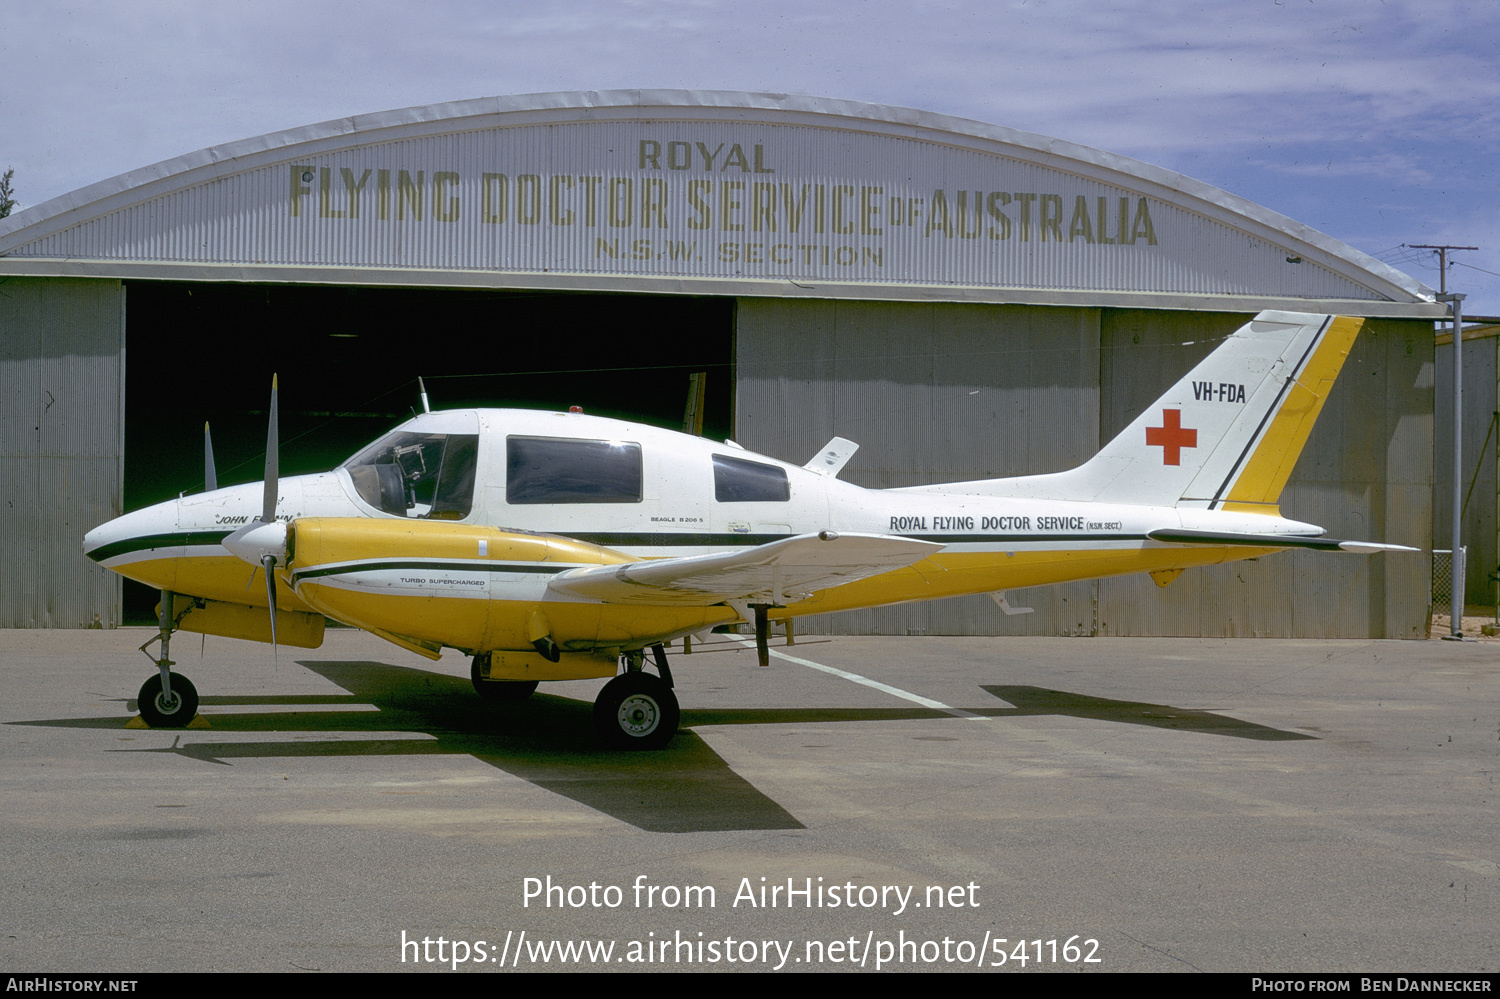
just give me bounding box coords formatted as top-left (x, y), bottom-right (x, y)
top-left (82, 520), bottom-right (111, 555)
top-left (83, 512), bottom-right (131, 559)
top-left (83, 499), bottom-right (180, 563)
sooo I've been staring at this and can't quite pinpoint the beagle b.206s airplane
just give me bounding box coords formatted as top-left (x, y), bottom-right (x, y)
top-left (85, 311), bottom-right (1412, 748)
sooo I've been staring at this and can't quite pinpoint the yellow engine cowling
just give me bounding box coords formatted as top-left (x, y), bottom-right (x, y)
top-left (286, 518), bottom-right (735, 660)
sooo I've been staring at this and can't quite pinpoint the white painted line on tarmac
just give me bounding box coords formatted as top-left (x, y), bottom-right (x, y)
top-left (726, 637), bottom-right (985, 719)
top-left (195, 703), bottom-right (381, 714)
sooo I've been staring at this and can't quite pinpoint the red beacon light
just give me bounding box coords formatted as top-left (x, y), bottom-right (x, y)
top-left (568, 406), bottom-right (584, 413)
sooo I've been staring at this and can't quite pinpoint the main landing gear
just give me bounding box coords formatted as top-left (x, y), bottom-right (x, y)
top-left (471, 645), bottom-right (680, 749)
top-left (136, 588), bottom-right (199, 727)
top-left (594, 644), bottom-right (678, 750)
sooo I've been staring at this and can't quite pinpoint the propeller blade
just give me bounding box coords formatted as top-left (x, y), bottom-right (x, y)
top-left (261, 374), bottom-right (279, 525)
top-left (262, 554), bottom-right (279, 662)
top-left (243, 375), bottom-right (282, 662)
top-left (203, 422), bottom-right (217, 492)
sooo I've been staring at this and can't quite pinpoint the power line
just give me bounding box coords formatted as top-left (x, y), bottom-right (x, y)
top-left (1454, 260), bottom-right (1500, 280)
top-left (1407, 243), bottom-right (1479, 295)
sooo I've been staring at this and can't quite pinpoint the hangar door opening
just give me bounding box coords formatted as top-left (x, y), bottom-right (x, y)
top-left (121, 281), bottom-right (734, 622)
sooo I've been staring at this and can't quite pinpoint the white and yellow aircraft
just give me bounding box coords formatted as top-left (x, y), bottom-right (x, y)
top-left (85, 311), bottom-right (1412, 748)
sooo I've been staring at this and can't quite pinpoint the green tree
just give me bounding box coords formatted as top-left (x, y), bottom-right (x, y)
top-left (0, 168), bottom-right (15, 218)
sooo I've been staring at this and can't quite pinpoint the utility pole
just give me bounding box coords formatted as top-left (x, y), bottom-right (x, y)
top-left (1411, 244), bottom-right (1478, 638)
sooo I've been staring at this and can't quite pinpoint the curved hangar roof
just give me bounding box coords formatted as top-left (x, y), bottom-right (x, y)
top-left (0, 91), bottom-right (1437, 316)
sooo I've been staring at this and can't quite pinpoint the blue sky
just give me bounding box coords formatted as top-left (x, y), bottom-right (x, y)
top-left (4, 0), bottom-right (1496, 314)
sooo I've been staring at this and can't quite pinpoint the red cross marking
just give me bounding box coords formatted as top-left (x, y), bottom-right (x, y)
top-left (1145, 408), bottom-right (1197, 465)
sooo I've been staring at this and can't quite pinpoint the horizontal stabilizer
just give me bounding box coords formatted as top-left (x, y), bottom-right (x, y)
top-left (990, 592), bottom-right (1034, 616)
top-left (549, 531), bottom-right (942, 605)
top-left (1148, 529), bottom-right (1418, 554)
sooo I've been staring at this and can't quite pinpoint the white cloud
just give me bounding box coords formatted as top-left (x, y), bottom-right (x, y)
top-left (1247, 152), bottom-right (1434, 185)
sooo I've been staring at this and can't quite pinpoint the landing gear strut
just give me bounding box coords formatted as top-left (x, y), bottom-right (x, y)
top-left (136, 588), bottom-right (199, 727)
top-left (592, 644), bottom-right (679, 749)
top-left (750, 604), bottom-right (779, 668)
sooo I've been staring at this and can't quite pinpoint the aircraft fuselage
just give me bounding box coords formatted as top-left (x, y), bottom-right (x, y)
top-left (86, 407), bottom-right (1308, 640)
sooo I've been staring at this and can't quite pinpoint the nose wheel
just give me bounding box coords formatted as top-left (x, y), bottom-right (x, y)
top-left (137, 672), bottom-right (199, 728)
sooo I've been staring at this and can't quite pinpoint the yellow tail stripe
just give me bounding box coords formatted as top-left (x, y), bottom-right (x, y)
top-left (1223, 315), bottom-right (1364, 508)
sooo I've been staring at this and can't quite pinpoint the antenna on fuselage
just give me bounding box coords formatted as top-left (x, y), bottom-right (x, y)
top-left (683, 371), bottom-right (707, 435)
top-left (418, 377), bottom-right (431, 414)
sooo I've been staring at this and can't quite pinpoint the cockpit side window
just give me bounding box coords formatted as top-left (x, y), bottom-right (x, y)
top-left (343, 432), bottom-right (480, 519)
top-left (507, 436), bottom-right (642, 504)
top-left (713, 454), bottom-right (790, 502)
top-left (430, 434), bottom-right (480, 519)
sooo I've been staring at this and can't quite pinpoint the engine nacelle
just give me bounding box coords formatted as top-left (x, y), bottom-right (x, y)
top-left (285, 518), bottom-right (734, 657)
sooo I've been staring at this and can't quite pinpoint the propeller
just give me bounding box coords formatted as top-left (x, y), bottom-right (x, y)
top-left (262, 375), bottom-right (278, 526)
top-left (221, 375), bottom-right (287, 658)
top-left (204, 422), bottom-right (217, 492)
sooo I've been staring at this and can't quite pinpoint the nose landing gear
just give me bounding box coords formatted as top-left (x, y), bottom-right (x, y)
top-left (135, 588), bottom-right (200, 728)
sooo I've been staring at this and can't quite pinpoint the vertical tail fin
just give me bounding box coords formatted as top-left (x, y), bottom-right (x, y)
top-left (919, 311), bottom-right (1364, 511)
top-left (1199, 313), bottom-right (1365, 514)
top-left (1069, 311), bottom-right (1363, 510)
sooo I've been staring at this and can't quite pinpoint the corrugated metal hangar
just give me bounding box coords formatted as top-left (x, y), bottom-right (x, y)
top-left (0, 91), bottom-right (1446, 637)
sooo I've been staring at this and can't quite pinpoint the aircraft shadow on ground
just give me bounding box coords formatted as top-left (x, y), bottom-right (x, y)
top-left (11, 663), bottom-right (1312, 833)
top-left (21, 660), bottom-right (808, 833)
top-left (980, 685), bottom-right (1316, 741)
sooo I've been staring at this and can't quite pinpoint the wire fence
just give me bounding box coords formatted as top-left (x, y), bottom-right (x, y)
top-left (1432, 549), bottom-right (1455, 608)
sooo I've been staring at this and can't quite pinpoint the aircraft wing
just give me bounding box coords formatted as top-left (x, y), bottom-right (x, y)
top-left (547, 531), bottom-right (943, 605)
top-left (1147, 529), bottom-right (1418, 554)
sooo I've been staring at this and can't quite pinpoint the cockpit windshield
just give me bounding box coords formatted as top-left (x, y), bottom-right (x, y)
top-left (342, 431), bottom-right (479, 519)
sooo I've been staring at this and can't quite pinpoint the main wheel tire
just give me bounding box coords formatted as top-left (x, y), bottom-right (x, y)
top-left (593, 672), bottom-right (679, 750)
top-left (137, 673), bottom-right (199, 728)
top-left (470, 655), bottom-right (538, 702)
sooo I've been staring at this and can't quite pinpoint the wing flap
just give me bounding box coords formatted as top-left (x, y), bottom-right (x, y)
top-left (548, 531), bottom-right (942, 605)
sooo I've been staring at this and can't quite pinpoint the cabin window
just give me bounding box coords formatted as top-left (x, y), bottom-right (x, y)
top-left (343, 432), bottom-right (479, 519)
top-left (507, 436), bottom-right (643, 504)
top-left (713, 454), bottom-right (790, 502)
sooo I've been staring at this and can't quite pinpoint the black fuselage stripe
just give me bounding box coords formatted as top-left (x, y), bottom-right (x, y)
top-left (567, 533), bottom-right (1150, 545)
top-left (293, 560), bottom-right (572, 582)
top-left (93, 530), bottom-right (1158, 569)
top-left (86, 531), bottom-right (235, 562)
